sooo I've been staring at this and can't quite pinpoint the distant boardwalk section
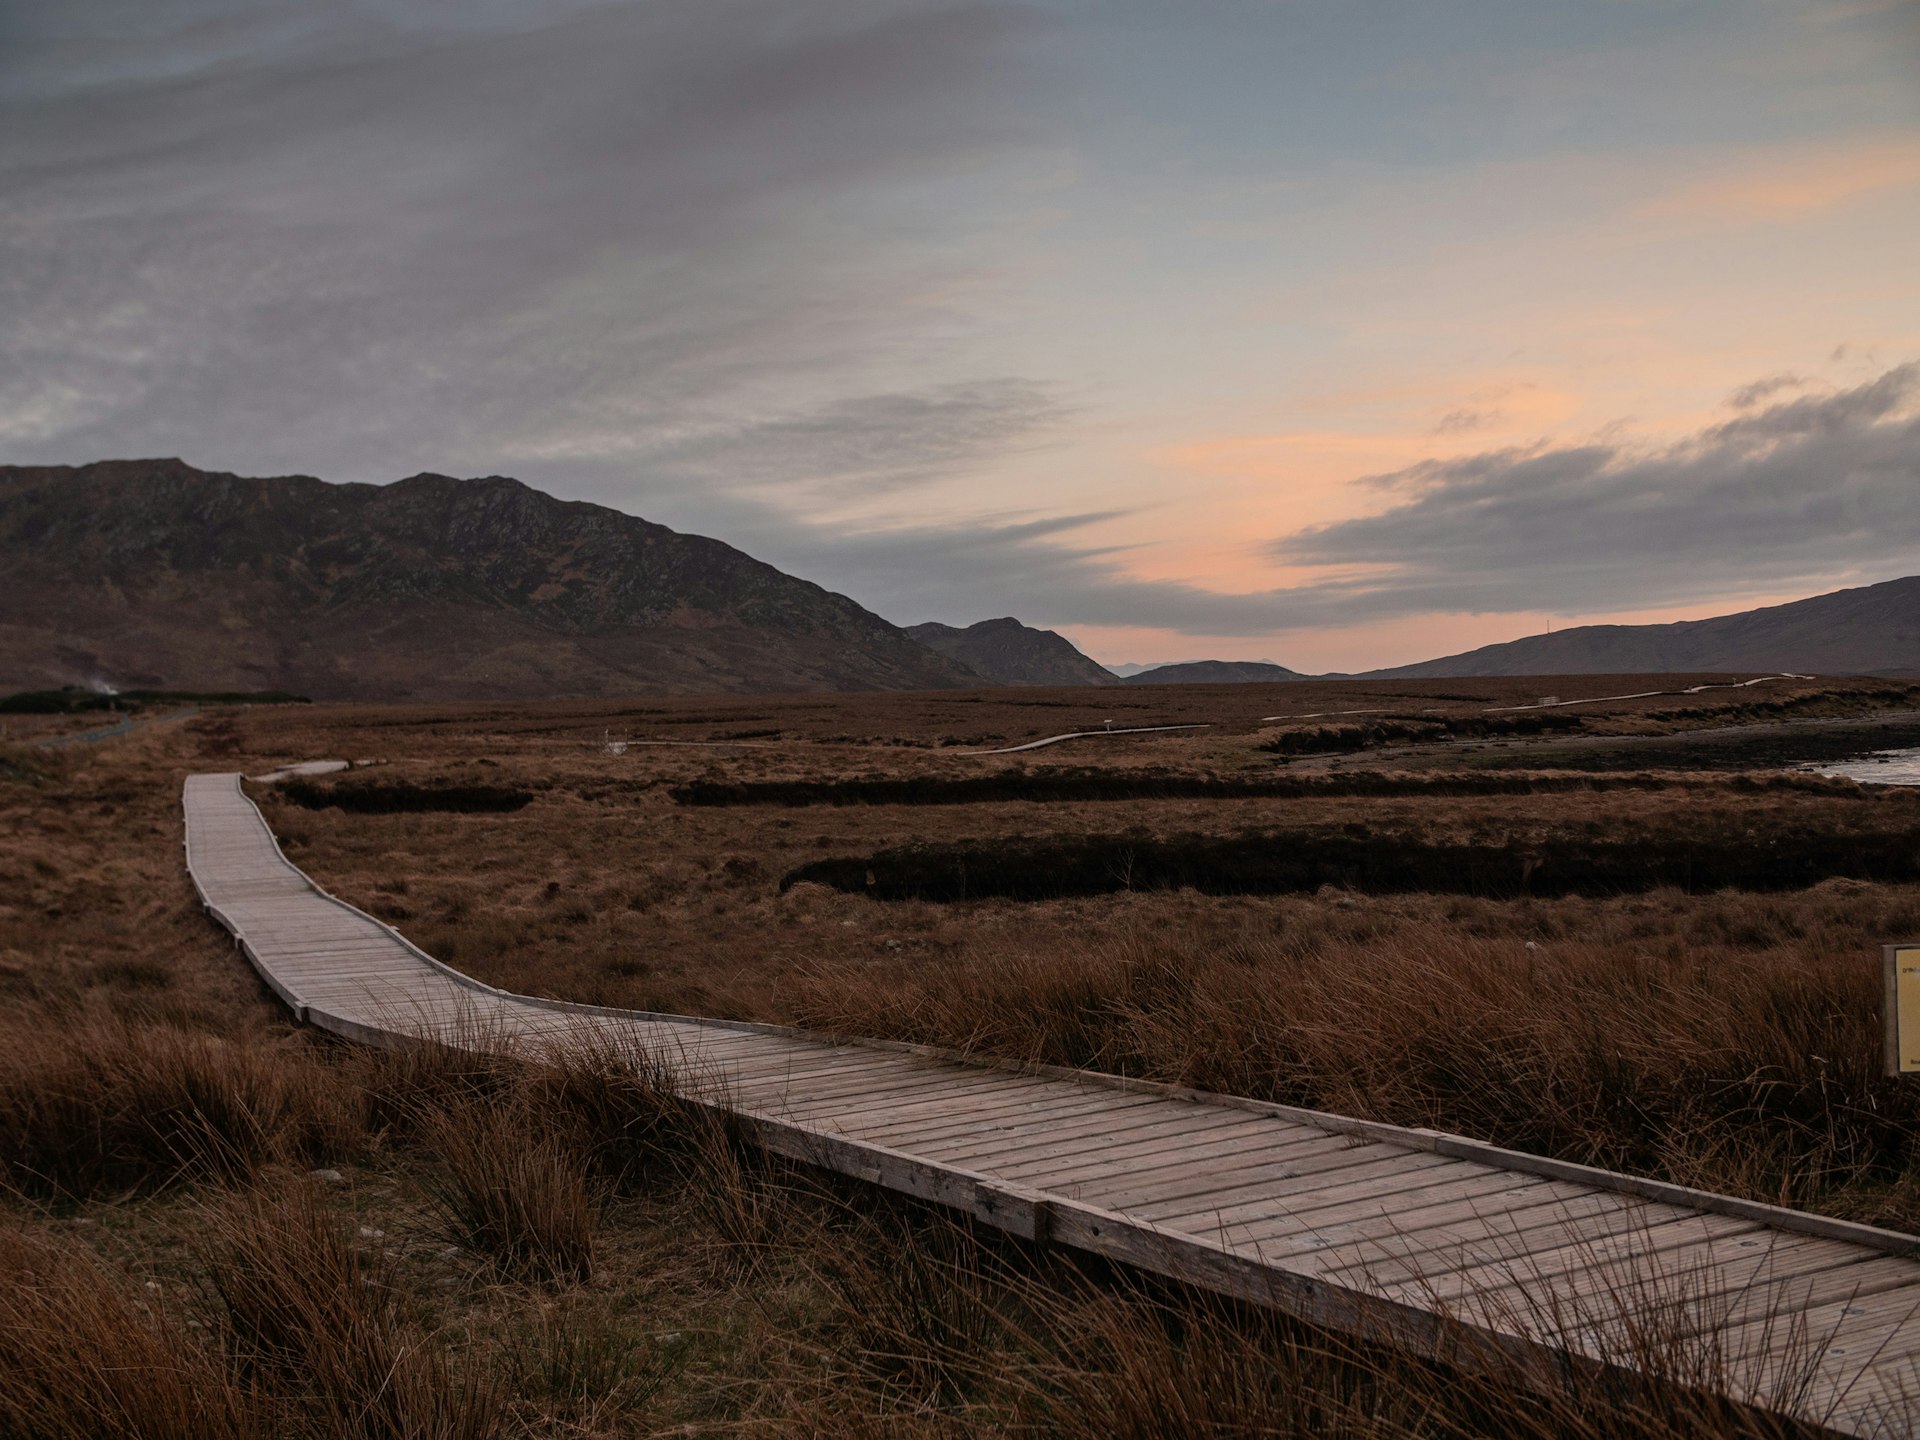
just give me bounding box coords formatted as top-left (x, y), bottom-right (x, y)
top-left (184, 772), bottom-right (1920, 1436)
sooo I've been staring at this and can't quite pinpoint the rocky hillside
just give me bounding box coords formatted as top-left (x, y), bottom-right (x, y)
top-left (0, 459), bottom-right (980, 700)
top-left (1124, 660), bottom-right (1307, 685)
top-left (906, 617), bottom-right (1118, 686)
top-left (1368, 575), bottom-right (1920, 679)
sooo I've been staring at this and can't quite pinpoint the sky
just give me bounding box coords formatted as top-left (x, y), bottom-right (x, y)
top-left (3, 0), bottom-right (1919, 671)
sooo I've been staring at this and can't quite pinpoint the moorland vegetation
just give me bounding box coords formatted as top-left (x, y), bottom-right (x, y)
top-left (4, 676), bottom-right (1918, 1436)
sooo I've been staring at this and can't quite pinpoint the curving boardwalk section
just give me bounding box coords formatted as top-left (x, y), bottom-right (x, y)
top-left (184, 773), bottom-right (1920, 1434)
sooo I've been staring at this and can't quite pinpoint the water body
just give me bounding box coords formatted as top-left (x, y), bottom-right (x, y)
top-left (1812, 747), bottom-right (1920, 786)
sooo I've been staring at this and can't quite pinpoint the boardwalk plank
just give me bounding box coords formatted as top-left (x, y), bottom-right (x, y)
top-left (831, 1087), bottom-right (1158, 1144)
top-left (937, 1110), bottom-right (1285, 1175)
top-left (785, 1074), bottom-right (1069, 1128)
top-left (1011, 1127), bottom-right (1376, 1193)
top-left (1144, 1156), bottom-right (1503, 1229)
top-left (721, 1054), bottom-right (942, 1095)
top-left (1073, 1145), bottom-right (1456, 1213)
top-left (929, 1108), bottom-right (1268, 1168)
top-left (1381, 1215), bottom-right (1772, 1323)
top-left (1169, 1169), bottom-right (1565, 1240)
top-left (735, 1066), bottom-right (1009, 1117)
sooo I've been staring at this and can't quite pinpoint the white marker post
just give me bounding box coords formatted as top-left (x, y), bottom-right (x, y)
top-left (1885, 943), bottom-right (1920, 1075)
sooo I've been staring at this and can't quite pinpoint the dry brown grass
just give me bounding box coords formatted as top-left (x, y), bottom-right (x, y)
top-left (154, 687), bottom-right (1920, 1236)
top-left (415, 1095), bottom-right (599, 1284)
top-left (495, 1298), bottom-right (678, 1429)
top-left (5, 685), bottom-right (1920, 1436)
top-left (0, 730), bottom-right (290, 1039)
top-left (0, 1223), bottom-right (267, 1440)
top-left (0, 1005), bottom-right (352, 1197)
top-left (782, 898), bottom-right (1920, 1225)
top-left (0, 1008), bottom-right (1871, 1440)
top-left (996, 1279), bottom-right (1823, 1440)
top-left (230, 672), bottom-right (1920, 755)
top-left (203, 1182), bottom-right (506, 1440)
top-left (380, 1030), bottom-right (761, 1286)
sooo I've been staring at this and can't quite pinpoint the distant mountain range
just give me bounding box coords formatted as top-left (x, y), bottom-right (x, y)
top-left (1109, 658), bottom-right (1293, 678)
top-left (905, 617), bottom-right (1120, 687)
top-left (0, 459), bottom-right (976, 700)
top-left (1123, 660), bottom-right (1308, 685)
top-left (932, 580), bottom-right (1920, 685)
top-left (899, 625), bottom-right (1306, 688)
top-left (1365, 576), bottom-right (1920, 679)
top-left (7, 459), bottom-right (1914, 701)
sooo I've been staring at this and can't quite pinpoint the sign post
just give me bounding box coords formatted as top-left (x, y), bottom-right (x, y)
top-left (1886, 944), bottom-right (1920, 1075)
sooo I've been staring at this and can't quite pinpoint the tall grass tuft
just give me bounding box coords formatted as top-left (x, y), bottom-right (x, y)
top-left (523, 1029), bottom-right (700, 1188)
top-left (344, 1030), bottom-right (524, 1139)
top-left (0, 1224), bottom-right (266, 1440)
top-left (1005, 1281), bottom-right (1385, 1440)
top-left (0, 1008), bottom-right (350, 1197)
top-left (399, 1028), bottom-right (732, 1283)
top-left (804, 1205), bottom-right (1012, 1410)
top-left (777, 1203), bottom-right (1846, 1440)
top-left (202, 1181), bottom-right (504, 1440)
top-left (417, 1094), bottom-right (599, 1284)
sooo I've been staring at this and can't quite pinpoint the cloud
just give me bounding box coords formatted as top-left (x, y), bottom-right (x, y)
top-left (751, 508), bottom-right (1290, 633)
top-left (645, 379), bottom-right (1069, 498)
top-left (700, 361), bottom-right (1920, 638)
top-left (1267, 360), bottom-right (1920, 619)
top-left (7, 3), bottom-right (1916, 657)
top-left (0, 0), bottom-right (1064, 484)
top-left (1430, 406), bottom-right (1498, 434)
top-left (1725, 372), bottom-right (1805, 409)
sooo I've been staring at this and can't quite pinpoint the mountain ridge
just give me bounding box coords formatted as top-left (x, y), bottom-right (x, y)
top-left (1363, 576), bottom-right (1920, 679)
top-left (1123, 659), bottom-right (1308, 685)
top-left (9, 459), bottom-right (1915, 699)
top-left (0, 459), bottom-right (979, 700)
top-left (905, 617), bottom-right (1119, 687)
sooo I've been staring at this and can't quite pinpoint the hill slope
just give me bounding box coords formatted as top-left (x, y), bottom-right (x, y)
top-left (906, 617), bottom-right (1118, 686)
top-left (1368, 576), bottom-right (1920, 679)
top-left (0, 459), bottom-right (980, 701)
top-left (1124, 660), bottom-right (1307, 685)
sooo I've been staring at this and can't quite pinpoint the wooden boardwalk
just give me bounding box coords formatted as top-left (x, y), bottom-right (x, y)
top-left (184, 772), bottom-right (1920, 1434)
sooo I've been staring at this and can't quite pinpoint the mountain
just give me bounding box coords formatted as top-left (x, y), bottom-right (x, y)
top-left (905, 617), bottom-right (1119, 687)
top-left (0, 459), bottom-right (981, 701)
top-left (1112, 657), bottom-right (1296, 678)
top-left (1123, 660), bottom-right (1308, 685)
top-left (1367, 576), bottom-right (1920, 679)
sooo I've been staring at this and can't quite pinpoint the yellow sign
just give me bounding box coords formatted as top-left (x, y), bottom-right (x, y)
top-left (1887, 946), bottom-right (1920, 1075)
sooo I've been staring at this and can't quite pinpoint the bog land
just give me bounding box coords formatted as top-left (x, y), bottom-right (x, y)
top-left (6, 672), bottom-right (1920, 1438)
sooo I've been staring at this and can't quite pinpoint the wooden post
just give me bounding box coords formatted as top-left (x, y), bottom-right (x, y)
top-left (1886, 943), bottom-right (1920, 1076)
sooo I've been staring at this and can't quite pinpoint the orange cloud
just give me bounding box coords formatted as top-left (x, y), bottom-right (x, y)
top-left (1149, 377), bottom-right (1582, 543)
